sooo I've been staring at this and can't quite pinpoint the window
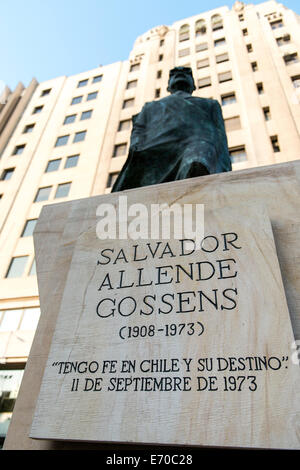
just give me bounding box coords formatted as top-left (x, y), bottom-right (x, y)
top-left (1, 306), bottom-right (28, 329)
top-left (71, 96), bottom-right (83, 105)
top-left (23, 124), bottom-right (35, 133)
top-left (214, 38), bottom-right (226, 47)
top-left (283, 53), bottom-right (299, 65)
top-left (158, 54), bottom-right (163, 61)
top-left (224, 116), bottom-right (241, 132)
top-left (216, 53), bottom-right (229, 63)
top-left (41, 88), bottom-right (51, 97)
top-left (196, 42), bottom-right (208, 52)
top-left (251, 61), bottom-right (258, 71)
top-left (178, 48), bottom-right (190, 58)
top-left (218, 71), bottom-right (232, 83)
top-left (45, 159), bottom-right (61, 172)
top-left (242, 28), bottom-right (248, 36)
top-left (197, 58), bottom-right (209, 69)
top-left (160, 39), bottom-right (164, 46)
top-left (5, 256), bottom-right (29, 278)
top-left (55, 182), bottom-right (71, 199)
top-left (211, 14), bottom-right (223, 31)
top-left (107, 172), bottom-right (119, 188)
top-left (122, 98), bottom-right (134, 109)
top-left (118, 120), bottom-right (131, 131)
top-left (92, 75), bottom-right (103, 83)
top-left (229, 145), bottom-right (247, 163)
top-left (179, 24), bottom-right (190, 42)
top-left (0, 307), bottom-right (39, 330)
top-left (291, 75), bottom-right (300, 88)
top-left (77, 79), bottom-right (88, 88)
top-left (276, 34), bottom-right (290, 46)
top-left (73, 131), bottom-right (86, 143)
top-left (130, 63), bottom-right (140, 72)
top-left (63, 114), bottom-right (76, 125)
top-left (113, 143), bottom-right (127, 158)
top-left (33, 105), bottom-right (43, 114)
top-left (80, 110), bottom-right (93, 120)
top-left (21, 219), bottom-right (37, 237)
top-left (87, 91), bottom-right (98, 101)
top-left (20, 307), bottom-right (40, 330)
top-left (246, 44), bottom-right (253, 53)
top-left (55, 135), bottom-right (69, 147)
top-left (270, 19), bottom-right (283, 29)
top-left (126, 80), bottom-right (138, 89)
top-left (257, 82), bottom-right (264, 94)
top-left (64, 155), bottom-right (79, 168)
top-left (271, 135), bottom-right (280, 152)
top-left (12, 144), bottom-right (25, 155)
top-left (1, 168), bottom-right (14, 181)
top-left (263, 107), bottom-right (271, 121)
top-left (195, 19), bottom-right (206, 36)
top-left (198, 77), bottom-right (211, 88)
top-left (157, 70), bottom-right (162, 79)
top-left (34, 186), bottom-right (52, 202)
top-left (155, 88), bottom-right (161, 98)
top-left (238, 14), bottom-right (244, 22)
top-left (0, 310), bottom-right (23, 330)
top-left (0, 369), bottom-right (24, 422)
top-left (221, 92), bottom-right (236, 105)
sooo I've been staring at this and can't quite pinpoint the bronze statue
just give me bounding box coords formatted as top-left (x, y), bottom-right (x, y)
top-left (112, 66), bottom-right (231, 192)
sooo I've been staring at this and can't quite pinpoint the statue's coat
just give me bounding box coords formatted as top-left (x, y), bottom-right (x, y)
top-left (112, 91), bottom-right (231, 192)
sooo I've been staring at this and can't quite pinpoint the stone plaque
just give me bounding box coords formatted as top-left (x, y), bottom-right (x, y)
top-left (30, 203), bottom-right (300, 448)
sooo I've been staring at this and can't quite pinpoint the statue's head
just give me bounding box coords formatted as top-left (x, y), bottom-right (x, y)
top-left (167, 66), bottom-right (196, 94)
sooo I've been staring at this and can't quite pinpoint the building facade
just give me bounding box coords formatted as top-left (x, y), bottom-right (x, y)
top-left (0, 0), bottom-right (300, 445)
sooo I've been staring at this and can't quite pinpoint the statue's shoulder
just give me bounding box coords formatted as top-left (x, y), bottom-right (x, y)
top-left (190, 96), bottom-right (217, 104)
top-left (147, 95), bottom-right (172, 106)
top-left (190, 96), bottom-right (221, 110)
top-left (139, 100), bottom-right (161, 113)
top-left (138, 97), bottom-right (172, 114)
top-left (133, 101), bottom-right (155, 120)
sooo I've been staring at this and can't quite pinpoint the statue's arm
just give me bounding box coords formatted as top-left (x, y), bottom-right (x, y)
top-left (129, 104), bottom-right (148, 151)
top-left (211, 100), bottom-right (232, 170)
top-left (211, 100), bottom-right (227, 141)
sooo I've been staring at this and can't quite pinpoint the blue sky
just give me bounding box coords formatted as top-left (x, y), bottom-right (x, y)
top-left (1, 0), bottom-right (300, 90)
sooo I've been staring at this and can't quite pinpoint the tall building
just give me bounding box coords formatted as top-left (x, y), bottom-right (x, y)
top-left (0, 0), bottom-right (300, 445)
